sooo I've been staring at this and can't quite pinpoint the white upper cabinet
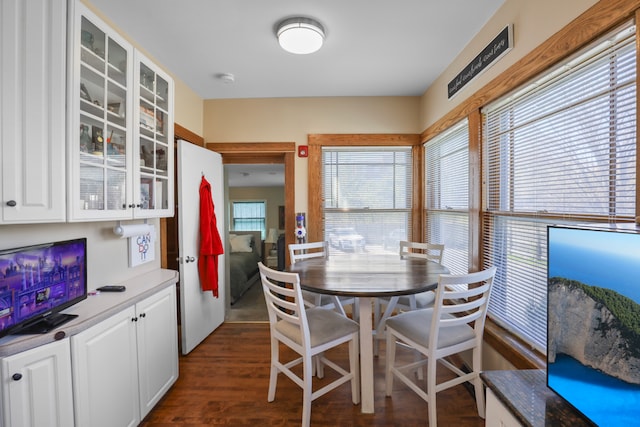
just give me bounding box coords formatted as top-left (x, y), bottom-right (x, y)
top-left (133, 51), bottom-right (174, 218)
top-left (67, 1), bottom-right (174, 222)
top-left (0, 0), bottom-right (67, 224)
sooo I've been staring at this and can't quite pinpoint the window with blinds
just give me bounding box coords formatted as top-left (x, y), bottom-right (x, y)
top-left (425, 119), bottom-right (469, 275)
top-left (231, 201), bottom-right (266, 238)
top-left (322, 147), bottom-right (412, 254)
top-left (482, 23), bottom-right (637, 351)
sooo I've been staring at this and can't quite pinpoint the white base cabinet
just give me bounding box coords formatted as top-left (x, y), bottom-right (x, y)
top-left (0, 339), bottom-right (74, 427)
top-left (71, 285), bottom-right (178, 427)
top-left (486, 388), bottom-right (523, 427)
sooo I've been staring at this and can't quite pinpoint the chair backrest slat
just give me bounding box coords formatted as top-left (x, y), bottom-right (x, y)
top-left (399, 241), bottom-right (444, 263)
top-left (289, 241), bottom-right (328, 264)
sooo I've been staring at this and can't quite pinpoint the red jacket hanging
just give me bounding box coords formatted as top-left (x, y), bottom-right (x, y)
top-left (198, 176), bottom-right (224, 297)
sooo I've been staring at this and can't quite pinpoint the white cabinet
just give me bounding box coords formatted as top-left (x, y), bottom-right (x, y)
top-left (485, 388), bottom-right (523, 427)
top-left (67, 2), bottom-right (174, 222)
top-left (0, 0), bottom-right (66, 224)
top-left (71, 286), bottom-right (178, 427)
top-left (136, 285), bottom-right (179, 417)
top-left (67, 2), bottom-right (134, 222)
top-left (71, 306), bottom-right (139, 427)
top-left (133, 51), bottom-right (174, 218)
top-left (0, 338), bottom-right (74, 427)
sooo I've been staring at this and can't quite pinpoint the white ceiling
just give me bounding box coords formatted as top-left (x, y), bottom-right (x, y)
top-left (89, 0), bottom-right (505, 100)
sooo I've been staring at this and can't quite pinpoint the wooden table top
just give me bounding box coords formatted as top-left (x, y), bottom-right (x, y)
top-left (287, 254), bottom-right (449, 297)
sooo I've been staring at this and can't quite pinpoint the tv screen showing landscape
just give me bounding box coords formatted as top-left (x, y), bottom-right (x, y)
top-left (547, 225), bottom-right (640, 426)
top-left (0, 238), bottom-right (87, 338)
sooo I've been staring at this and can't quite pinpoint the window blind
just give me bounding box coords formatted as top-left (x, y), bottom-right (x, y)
top-left (232, 201), bottom-right (266, 238)
top-left (482, 23), bottom-right (636, 350)
top-left (425, 119), bottom-right (469, 275)
top-left (322, 147), bottom-right (412, 254)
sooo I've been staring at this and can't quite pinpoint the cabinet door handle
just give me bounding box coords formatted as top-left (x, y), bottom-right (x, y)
top-left (139, 313), bottom-right (146, 318)
top-left (132, 317), bottom-right (138, 322)
top-left (12, 373), bottom-right (22, 381)
top-left (6, 200), bottom-right (16, 207)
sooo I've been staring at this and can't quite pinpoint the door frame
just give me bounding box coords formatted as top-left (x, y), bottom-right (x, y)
top-left (207, 142), bottom-right (295, 267)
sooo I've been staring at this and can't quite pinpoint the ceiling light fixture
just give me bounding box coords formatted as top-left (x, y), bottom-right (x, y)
top-left (276, 17), bottom-right (325, 55)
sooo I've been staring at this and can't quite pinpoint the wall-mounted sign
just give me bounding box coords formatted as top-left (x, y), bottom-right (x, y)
top-left (448, 24), bottom-right (513, 99)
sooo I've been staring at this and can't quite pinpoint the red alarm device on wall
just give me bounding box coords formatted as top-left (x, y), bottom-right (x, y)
top-left (298, 145), bottom-right (308, 157)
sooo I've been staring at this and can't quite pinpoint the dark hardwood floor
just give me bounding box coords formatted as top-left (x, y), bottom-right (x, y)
top-left (141, 322), bottom-right (484, 426)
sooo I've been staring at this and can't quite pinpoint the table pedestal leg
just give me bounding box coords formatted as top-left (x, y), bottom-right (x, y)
top-left (358, 296), bottom-right (374, 413)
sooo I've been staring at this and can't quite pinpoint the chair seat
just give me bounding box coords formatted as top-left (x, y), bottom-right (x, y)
top-left (276, 307), bottom-right (359, 348)
top-left (386, 308), bottom-right (475, 349)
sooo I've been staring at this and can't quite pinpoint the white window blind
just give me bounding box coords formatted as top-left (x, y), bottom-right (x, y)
top-left (482, 23), bottom-right (636, 350)
top-left (425, 119), bottom-right (469, 275)
top-left (322, 147), bottom-right (412, 254)
top-left (232, 201), bottom-right (266, 238)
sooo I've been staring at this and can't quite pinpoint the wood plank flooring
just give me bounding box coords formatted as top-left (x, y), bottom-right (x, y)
top-left (140, 322), bottom-right (484, 426)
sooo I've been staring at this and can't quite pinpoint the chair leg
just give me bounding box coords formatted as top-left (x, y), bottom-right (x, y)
top-left (267, 336), bottom-right (279, 402)
top-left (316, 354), bottom-right (324, 378)
top-left (427, 356), bottom-right (438, 427)
top-left (385, 330), bottom-right (397, 396)
top-left (472, 346), bottom-right (485, 419)
top-left (302, 354), bottom-right (314, 427)
top-left (349, 334), bottom-right (361, 404)
top-left (373, 298), bottom-right (381, 356)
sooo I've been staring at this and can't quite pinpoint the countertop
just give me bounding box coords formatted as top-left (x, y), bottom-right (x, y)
top-left (481, 369), bottom-right (594, 426)
top-left (0, 268), bottom-right (179, 358)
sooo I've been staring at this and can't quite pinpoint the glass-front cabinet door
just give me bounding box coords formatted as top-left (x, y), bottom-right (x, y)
top-left (68, 3), bottom-right (133, 221)
top-left (133, 51), bottom-right (174, 218)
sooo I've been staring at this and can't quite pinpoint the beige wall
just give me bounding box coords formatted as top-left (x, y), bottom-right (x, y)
top-left (419, 0), bottom-right (598, 129)
top-left (204, 97), bottom-right (421, 212)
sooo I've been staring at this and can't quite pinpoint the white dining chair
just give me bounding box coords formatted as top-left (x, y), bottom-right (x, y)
top-left (258, 263), bottom-right (360, 427)
top-left (373, 241), bottom-right (445, 355)
top-left (289, 241), bottom-right (356, 318)
top-left (384, 266), bottom-right (497, 427)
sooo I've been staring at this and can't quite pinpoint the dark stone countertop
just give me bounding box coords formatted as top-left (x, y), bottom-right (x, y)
top-left (481, 369), bottom-right (594, 427)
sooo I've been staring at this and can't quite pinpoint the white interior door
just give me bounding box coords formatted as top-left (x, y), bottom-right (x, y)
top-left (177, 140), bottom-right (225, 354)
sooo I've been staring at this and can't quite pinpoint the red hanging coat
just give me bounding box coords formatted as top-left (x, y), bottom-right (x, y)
top-left (198, 176), bottom-right (224, 297)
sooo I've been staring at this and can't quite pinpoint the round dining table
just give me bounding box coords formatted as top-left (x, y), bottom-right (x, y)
top-left (288, 253), bottom-right (449, 413)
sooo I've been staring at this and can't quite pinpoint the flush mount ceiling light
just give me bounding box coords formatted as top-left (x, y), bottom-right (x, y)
top-left (276, 17), bottom-right (325, 55)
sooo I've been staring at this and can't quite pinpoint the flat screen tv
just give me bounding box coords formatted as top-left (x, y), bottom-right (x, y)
top-left (0, 238), bottom-right (87, 338)
top-left (547, 225), bottom-right (640, 426)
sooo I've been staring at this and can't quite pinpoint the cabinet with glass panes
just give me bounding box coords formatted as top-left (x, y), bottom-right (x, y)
top-left (68, 2), bottom-right (131, 221)
top-left (134, 51), bottom-right (174, 217)
top-left (68, 1), bottom-right (173, 221)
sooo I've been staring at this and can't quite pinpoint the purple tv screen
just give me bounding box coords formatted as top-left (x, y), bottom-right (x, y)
top-left (0, 238), bottom-right (87, 338)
